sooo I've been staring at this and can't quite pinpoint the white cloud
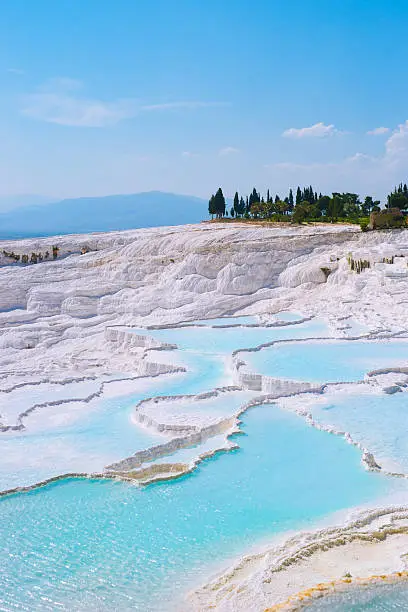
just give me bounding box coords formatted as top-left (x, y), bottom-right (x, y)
top-left (181, 151), bottom-right (200, 158)
top-left (345, 152), bottom-right (375, 163)
top-left (218, 146), bottom-right (240, 156)
top-left (385, 120), bottom-right (408, 158)
top-left (22, 79), bottom-right (138, 127)
top-left (367, 126), bottom-right (389, 135)
top-left (23, 94), bottom-right (137, 127)
top-left (271, 151), bottom-right (380, 176)
top-left (282, 122), bottom-right (340, 139)
top-left (268, 121), bottom-right (408, 200)
top-left (21, 78), bottom-right (227, 128)
top-left (7, 68), bottom-right (25, 75)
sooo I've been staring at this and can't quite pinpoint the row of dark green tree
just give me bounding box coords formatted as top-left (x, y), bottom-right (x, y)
top-left (208, 183), bottom-right (408, 222)
top-left (387, 183), bottom-right (408, 211)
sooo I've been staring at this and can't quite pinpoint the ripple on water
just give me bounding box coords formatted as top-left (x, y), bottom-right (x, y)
top-left (0, 406), bottom-right (392, 611)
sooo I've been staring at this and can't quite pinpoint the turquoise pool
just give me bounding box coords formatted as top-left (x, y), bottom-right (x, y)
top-left (0, 406), bottom-right (389, 611)
top-left (2, 315), bottom-right (408, 611)
top-left (0, 352), bottom-right (228, 491)
top-left (294, 390), bottom-right (408, 474)
top-left (138, 317), bottom-right (329, 354)
top-left (244, 339), bottom-right (408, 383)
top-left (2, 317), bottom-right (329, 491)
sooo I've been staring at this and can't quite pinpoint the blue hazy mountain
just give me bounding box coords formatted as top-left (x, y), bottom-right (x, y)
top-left (0, 194), bottom-right (55, 213)
top-left (0, 191), bottom-right (209, 239)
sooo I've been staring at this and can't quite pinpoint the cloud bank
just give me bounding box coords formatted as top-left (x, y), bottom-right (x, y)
top-left (367, 126), bottom-right (389, 135)
top-left (218, 146), bottom-right (240, 156)
top-left (282, 122), bottom-right (340, 139)
top-left (22, 78), bottom-right (227, 127)
top-left (268, 120), bottom-right (408, 200)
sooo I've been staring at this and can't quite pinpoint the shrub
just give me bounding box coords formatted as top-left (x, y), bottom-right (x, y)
top-left (369, 208), bottom-right (406, 230)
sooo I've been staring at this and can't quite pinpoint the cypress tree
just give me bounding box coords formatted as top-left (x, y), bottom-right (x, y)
top-left (208, 194), bottom-right (216, 219)
top-left (214, 187), bottom-right (226, 218)
top-left (233, 191), bottom-right (239, 216)
top-left (239, 196), bottom-right (245, 215)
top-left (288, 188), bottom-right (294, 209)
top-left (249, 187), bottom-right (259, 207)
top-left (296, 186), bottom-right (302, 205)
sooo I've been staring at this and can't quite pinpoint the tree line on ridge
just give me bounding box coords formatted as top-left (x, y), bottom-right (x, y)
top-left (208, 183), bottom-right (408, 224)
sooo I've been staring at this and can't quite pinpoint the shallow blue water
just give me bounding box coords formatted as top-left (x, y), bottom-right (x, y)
top-left (2, 318), bottom-right (328, 491)
top-left (0, 406), bottom-right (389, 611)
top-left (245, 339), bottom-right (408, 382)
top-left (0, 352), bottom-right (228, 490)
top-left (303, 390), bottom-right (408, 473)
top-left (140, 317), bottom-right (328, 354)
top-left (2, 316), bottom-right (407, 611)
top-left (304, 581), bottom-right (408, 610)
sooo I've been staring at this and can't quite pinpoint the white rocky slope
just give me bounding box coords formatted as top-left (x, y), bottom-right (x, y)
top-left (1, 222), bottom-right (408, 409)
top-left (4, 222), bottom-right (408, 607)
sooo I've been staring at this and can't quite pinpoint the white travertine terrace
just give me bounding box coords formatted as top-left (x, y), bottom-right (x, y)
top-left (1, 221), bottom-right (407, 394)
top-left (189, 506), bottom-right (408, 611)
top-left (2, 222), bottom-right (408, 468)
top-left (4, 222), bottom-right (408, 608)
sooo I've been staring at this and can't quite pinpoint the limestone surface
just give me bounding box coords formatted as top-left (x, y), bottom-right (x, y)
top-left (1, 222), bottom-right (408, 437)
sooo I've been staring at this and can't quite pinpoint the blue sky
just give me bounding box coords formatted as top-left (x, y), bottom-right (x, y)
top-left (1, 0), bottom-right (408, 205)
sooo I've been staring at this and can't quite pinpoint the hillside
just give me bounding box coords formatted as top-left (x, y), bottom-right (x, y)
top-left (0, 191), bottom-right (208, 239)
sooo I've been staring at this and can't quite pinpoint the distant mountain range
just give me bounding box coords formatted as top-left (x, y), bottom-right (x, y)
top-left (0, 194), bottom-right (56, 213)
top-left (0, 191), bottom-right (209, 239)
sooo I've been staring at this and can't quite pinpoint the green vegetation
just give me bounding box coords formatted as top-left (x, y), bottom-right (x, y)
top-left (208, 182), bottom-right (408, 231)
top-left (387, 183), bottom-right (408, 210)
top-left (208, 188), bottom-right (226, 219)
top-left (369, 208), bottom-right (405, 230)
